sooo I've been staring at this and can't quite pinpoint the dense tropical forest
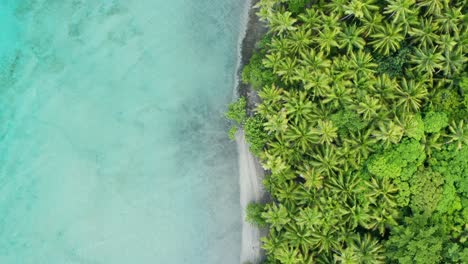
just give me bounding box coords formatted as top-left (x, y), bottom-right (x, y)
top-left (227, 0), bottom-right (468, 263)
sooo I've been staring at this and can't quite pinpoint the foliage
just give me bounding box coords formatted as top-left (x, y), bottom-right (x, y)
top-left (246, 202), bottom-right (268, 227)
top-left (385, 215), bottom-right (447, 264)
top-left (225, 97), bottom-right (246, 124)
top-left (228, 125), bottom-right (238, 140)
top-left (236, 0), bottom-right (468, 262)
top-left (375, 45), bottom-right (411, 78)
top-left (287, 0), bottom-right (309, 14)
top-left (423, 111), bottom-right (448, 133)
top-left (244, 115), bottom-right (270, 156)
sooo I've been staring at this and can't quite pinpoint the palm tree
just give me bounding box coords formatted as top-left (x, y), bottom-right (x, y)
top-left (436, 6), bottom-right (463, 37)
top-left (311, 228), bottom-right (341, 254)
top-left (408, 18), bottom-right (439, 49)
top-left (370, 23), bottom-right (405, 55)
top-left (298, 8), bottom-right (321, 30)
top-left (321, 12), bottom-right (342, 32)
top-left (288, 28), bottom-right (313, 54)
top-left (334, 247), bottom-right (359, 264)
top-left (315, 27), bottom-right (340, 55)
top-left (262, 203), bottom-right (290, 231)
top-left (343, 130), bottom-right (377, 167)
top-left (316, 120), bottom-right (338, 145)
top-left (326, 173), bottom-right (362, 204)
top-left (268, 135), bottom-right (293, 160)
top-left (436, 34), bottom-right (457, 53)
top-left (344, 0), bottom-right (379, 19)
top-left (284, 223), bottom-right (314, 253)
top-left (338, 24), bottom-right (366, 54)
top-left (262, 150), bottom-right (290, 175)
top-left (394, 78), bottom-right (428, 112)
top-left (265, 110), bottom-right (289, 135)
top-left (325, 0), bottom-right (348, 16)
top-left (440, 48), bottom-right (467, 77)
top-left (372, 120), bottom-right (404, 146)
top-left (348, 50), bottom-right (378, 78)
top-left (284, 90), bottom-right (314, 123)
top-left (262, 229), bottom-right (283, 256)
top-left (254, 0), bottom-right (276, 22)
top-left (383, 0), bottom-right (417, 25)
top-left (446, 120), bottom-right (468, 150)
top-left (343, 203), bottom-right (372, 229)
top-left (275, 245), bottom-right (302, 264)
top-left (410, 47), bottom-right (443, 76)
top-left (269, 11), bottom-right (297, 35)
top-left (304, 72), bottom-right (332, 97)
top-left (355, 95), bottom-right (382, 120)
top-left (276, 57), bottom-right (298, 84)
top-left (296, 206), bottom-right (322, 229)
top-left (369, 74), bottom-right (398, 103)
top-left (397, 113), bottom-right (424, 140)
top-left (298, 165), bottom-right (325, 190)
top-left (310, 146), bottom-right (343, 177)
top-left (417, 0), bottom-right (444, 16)
top-left (275, 181), bottom-right (299, 209)
top-left (350, 234), bottom-right (385, 264)
top-left (285, 120), bottom-right (319, 152)
top-left (421, 133), bottom-right (442, 156)
top-left (258, 84), bottom-right (283, 105)
top-left (321, 80), bottom-right (354, 109)
top-left (360, 12), bottom-right (384, 37)
top-left (316, 254), bottom-right (337, 264)
top-left (299, 49), bottom-right (331, 71)
top-left (365, 177), bottom-right (398, 206)
top-left (270, 36), bottom-right (291, 56)
top-left (367, 204), bottom-right (399, 235)
top-left (263, 51), bottom-right (283, 71)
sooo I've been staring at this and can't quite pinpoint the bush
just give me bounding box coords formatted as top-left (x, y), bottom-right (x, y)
top-left (245, 202), bottom-right (267, 227)
top-left (423, 111), bottom-right (448, 133)
top-left (244, 115), bottom-right (270, 156)
top-left (242, 52), bottom-right (278, 90)
top-left (375, 46), bottom-right (411, 78)
top-left (228, 126), bottom-right (238, 140)
top-left (287, 0), bottom-right (309, 13)
top-left (225, 97), bottom-right (247, 124)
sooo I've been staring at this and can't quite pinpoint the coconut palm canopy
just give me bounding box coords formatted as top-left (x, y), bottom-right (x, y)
top-left (228, 0), bottom-right (468, 263)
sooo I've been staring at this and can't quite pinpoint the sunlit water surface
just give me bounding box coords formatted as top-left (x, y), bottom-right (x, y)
top-left (0, 1), bottom-right (244, 263)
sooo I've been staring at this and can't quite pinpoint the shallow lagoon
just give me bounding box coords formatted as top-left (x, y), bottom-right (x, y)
top-left (0, 1), bottom-right (245, 263)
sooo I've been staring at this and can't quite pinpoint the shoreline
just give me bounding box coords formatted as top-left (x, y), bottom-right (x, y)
top-left (235, 0), bottom-right (269, 264)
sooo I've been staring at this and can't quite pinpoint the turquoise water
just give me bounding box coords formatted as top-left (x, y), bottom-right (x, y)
top-left (0, 1), bottom-right (244, 263)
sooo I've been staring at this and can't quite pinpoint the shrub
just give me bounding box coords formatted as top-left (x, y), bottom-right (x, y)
top-left (244, 115), bottom-right (270, 155)
top-left (225, 97), bottom-right (247, 124)
top-left (245, 202), bottom-right (267, 227)
top-left (423, 111), bottom-right (448, 133)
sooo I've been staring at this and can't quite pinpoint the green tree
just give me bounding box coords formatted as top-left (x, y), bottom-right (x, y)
top-left (394, 78), bottom-right (428, 112)
top-left (269, 11), bottom-right (297, 35)
top-left (350, 234), bottom-right (385, 264)
top-left (344, 0), bottom-right (379, 19)
top-left (410, 47), bottom-right (443, 76)
top-left (338, 24), bottom-right (366, 54)
top-left (446, 120), bottom-right (468, 150)
top-left (423, 111), bottom-right (448, 133)
top-left (246, 202), bottom-right (267, 227)
top-left (225, 97), bottom-right (246, 124)
top-left (370, 23), bottom-right (405, 55)
top-left (262, 203), bottom-right (290, 232)
top-left (383, 0), bottom-right (416, 25)
top-left (385, 215), bottom-right (446, 264)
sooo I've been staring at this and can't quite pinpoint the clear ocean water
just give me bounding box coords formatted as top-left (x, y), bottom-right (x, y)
top-left (0, 1), bottom-right (244, 263)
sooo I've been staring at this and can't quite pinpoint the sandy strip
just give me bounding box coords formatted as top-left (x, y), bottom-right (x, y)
top-left (234, 0), bottom-right (269, 263)
top-left (237, 130), bottom-right (265, 264)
